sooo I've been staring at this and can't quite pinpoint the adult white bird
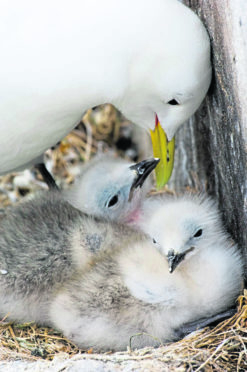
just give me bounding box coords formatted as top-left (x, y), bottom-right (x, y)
top-left (64, 155), bottom-right (159, 223)
top-left (0, 0), bottom-right (211, 187)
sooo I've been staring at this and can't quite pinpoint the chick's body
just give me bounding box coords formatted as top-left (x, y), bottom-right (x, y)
top-left (50, 222), bottom-right (243, 350)
top-left (50, 196), bottom-right (243, 350)
top-left (0, 192), bottom-right (139, 324)
top-left (0, 191), bottom-right (243, 351)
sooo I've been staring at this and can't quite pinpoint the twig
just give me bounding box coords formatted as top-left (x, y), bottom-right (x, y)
top-left (195, 339), bottom-right (229, 372)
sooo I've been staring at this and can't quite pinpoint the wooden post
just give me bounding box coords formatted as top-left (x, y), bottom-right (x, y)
top-left (170, 1), bottom-right (247, 255)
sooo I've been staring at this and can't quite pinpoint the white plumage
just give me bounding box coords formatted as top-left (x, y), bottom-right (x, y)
top-left (0, 0), bottom-right (211, 174)
top-left (136, 193), bottom-right (244, 293)
top-left (50, 194), bottom-right (243, 350)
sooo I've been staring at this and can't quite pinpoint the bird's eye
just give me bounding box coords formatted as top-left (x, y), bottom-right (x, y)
top-left (167, 99), bottom-right (180, 105)
top-left (107, 194), bottom-right (119, 208)
top-left (153, 238), bottom-right (157, 244)
top-left (193, 229), bottom-right (203, 238)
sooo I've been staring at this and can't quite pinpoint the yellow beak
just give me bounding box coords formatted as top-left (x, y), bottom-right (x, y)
top-left (150, 116), bottom-right (175, 189)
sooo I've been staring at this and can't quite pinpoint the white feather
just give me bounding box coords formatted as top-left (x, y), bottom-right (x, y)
top-left (0, 0), bottom-right (211, 173)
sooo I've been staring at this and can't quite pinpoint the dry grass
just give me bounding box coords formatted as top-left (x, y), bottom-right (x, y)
top-left (0, 105), bottom-right (246, 370)
top-left (156, 291), bottom-right (247, 371)
top-left (0, 291), bottom-right (246, 370)
top-left (0, 321), bottom-right (81, 361)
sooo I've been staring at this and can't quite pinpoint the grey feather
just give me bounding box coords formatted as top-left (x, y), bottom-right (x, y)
top-left (50, 193), bottom-right (244, 350)
top-left (0, 191), bottom-right (243, 351)
top-left (0, 191), bottom-right (142, 325)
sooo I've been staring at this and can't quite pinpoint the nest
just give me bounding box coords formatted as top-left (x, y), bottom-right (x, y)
top-left (0, 105), bottom-right (246, 370)
top-left (0, 292), bottom-right (246, 370)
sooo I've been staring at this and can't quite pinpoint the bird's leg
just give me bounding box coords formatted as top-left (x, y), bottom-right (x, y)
top-left (174, 308), bottom-right (236, 339)
top-left (35, 163), bottom-right (59, 190)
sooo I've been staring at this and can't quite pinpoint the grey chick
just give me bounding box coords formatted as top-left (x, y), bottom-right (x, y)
top-left (0, 191), bottom-right (142, 325)
top-left (64, 155), bottom-right (159, 223)
top-left (50, 194), bottom-right (243, 351)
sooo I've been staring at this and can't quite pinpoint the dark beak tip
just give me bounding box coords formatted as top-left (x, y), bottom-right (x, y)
top-left (130, 158), bottom-right (160, 190)
top-left (130, 158), bottom-right (160, 171)
top-left (167, 250), bottom-right (188, 273)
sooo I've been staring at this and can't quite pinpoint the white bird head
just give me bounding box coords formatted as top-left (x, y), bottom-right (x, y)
top-left (113, 0), bottom-right (212, 139)
top-left (141, 195), bottom-right (227, 273)
top-left (112, 0), bottom-right (211, 187)
top-left (0, 0), bottom-right (211, 188)
top-left (65, 156), bottom-right (159, 223)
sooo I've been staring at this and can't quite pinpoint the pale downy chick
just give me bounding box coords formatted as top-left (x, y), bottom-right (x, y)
top-left (64, 156), bottom-right (159, 223)
top-left (0, 191), bottom-right (242, 351)
top-left (138, 193), bottom-right (243, 272)
top-left (50, 195), bottom-right (243, 351)
top-left (0, 191), bottom-right (141, 325)
top-left (137, 193), bottom-right (244, 314)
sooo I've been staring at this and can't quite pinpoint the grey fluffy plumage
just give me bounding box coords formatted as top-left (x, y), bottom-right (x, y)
top-left (50, 193), bottom-right (244, 350)
top-left (0, 191), bottom-right (243, 351)
top-left (0, 191), bottom-right (142, 325)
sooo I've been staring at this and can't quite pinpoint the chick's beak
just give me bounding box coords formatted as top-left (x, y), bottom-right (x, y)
top-left (150, 115), bottom-right (175, 190)
top-left (167, 250), bottom-right (183, 273)
top-left (167, 247), bottom-right (195, 273)
top-left (129, 158), bottom-right (160, 191)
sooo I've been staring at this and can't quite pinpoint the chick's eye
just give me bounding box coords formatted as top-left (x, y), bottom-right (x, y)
top-left (153, 238), bottom-right (157, 244)
top-left (107, 194), bottom-right (119, 208)
top-left (167, 99), bottom-right (180, 105)
top-left (194, 229), bottom-right (203, 238)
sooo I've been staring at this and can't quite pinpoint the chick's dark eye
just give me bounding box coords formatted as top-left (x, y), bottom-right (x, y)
top-left (167, 99), bottom-right (179, 105)
top-left (153, 238), bottom-right (157, 244)
top-left (194, 229), bottom-right (203, 238)
top-left (107, 194), bottom-right (119, 208)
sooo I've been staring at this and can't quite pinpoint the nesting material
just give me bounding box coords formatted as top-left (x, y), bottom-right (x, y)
top-left (0, 291), bottom-right (246, 371)
top-left (0, 105), bottom-right (246, 370)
